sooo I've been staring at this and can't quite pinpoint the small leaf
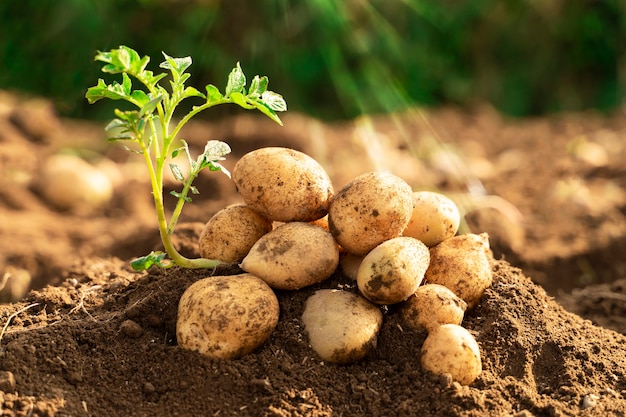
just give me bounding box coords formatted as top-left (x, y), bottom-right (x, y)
top-left (229, 92), bottom-right (254, 109)
top-left (183, 86), bottom-right (205, 99)
top-left (190, 186), bottom-right (199, 195)
top-left (169, 163), bottom-right (185, 182)
top-left (205, 84), bottom-right (223, 104)
top-left (160, 53), bottom-right (192, 78)
top-left (170, 190), bottom-right (192, 202)
top-left (138, 95), bottom-right (163, 118)
top-left (261, 91), bottom-right (288, 112)
top-left (252, 101), bottom-right (283, 126)
top-left (130, 251), bottom-right (169, 271)
top-left (225, 62), bottom-right (246, 96)
top-left (248, 75), bottom-right (268, 98)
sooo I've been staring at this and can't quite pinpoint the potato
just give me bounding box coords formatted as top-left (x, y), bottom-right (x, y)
top-left (302, 289), bottom-right (383, 364)
top-left (339, 252), bottom-right (364, 281)
top-left (176, 273), bottom-right (279, 359)
top-left (357, 237), bottom-right (430, 305)
top-left (420, 324), bottom-right (482, 385)
top-left (328, 172), bottom-right (414, 255)
top-left (240, 222), bottom-right (339, 290)
top-left (403, 191), bottom-right (460, 247)
top-left (425, 233), bottom-right (493, 308)
top-left (198, 204), bottom-right (273, 263)
top-left (37, 154), bottom-right (113, 211)
top-left (399, 284), bottom-right (467, 332)
top-left (232, 147), bottom-right (334, 222)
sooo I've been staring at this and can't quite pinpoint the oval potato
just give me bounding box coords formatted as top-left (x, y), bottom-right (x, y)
top-left (328, 172), bottom-right (414, 255)
top-left (399, 284), bottom-right (467, 332)
top-left (232, 147), bottom-right (334, 222)
top-left (403, 191), bottom-right (460, 247)
top-left (302, 289), bottom-right (383, 364)
top-left (176, 274), bottom-right (279, 359)
top-left (357, 237), bottom-right (430, 305)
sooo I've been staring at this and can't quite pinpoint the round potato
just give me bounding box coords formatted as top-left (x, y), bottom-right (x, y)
top-left (240, 222), bottom-right (339, 290)
top-left (198, 204), bottom-right (273, 263)
top-left (302, 289), bottom-right (383, 364)
top-left (328, 172), bottom-right (414, 255)
top-left (357, 237), bottom-right (430, 305)
top-left (399, 284), bottom-right (467, 332)
top-left (421, 324), bottom-right (482, 385)
top-left (232, 147), bottom-right (334, 222)
top-left (425, 233), bottom-right (493, 308)
top-left (176, 273), bottom-right (279, 360)
top-left (403, 191), bottom-right (460, 247)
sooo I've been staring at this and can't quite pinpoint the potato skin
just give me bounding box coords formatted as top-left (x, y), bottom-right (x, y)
top-left (328, 172), bottom-right (414, 255)
top-left (357, 237), bottom-right (430, 305)
top-left (240, 222), bottom-right (339, 290)
top-left (421, 324), bottom-right (482, 385)
top-left (232, 147), bottom-right (334, 222)
top-left (425, 233), bottom-right (493, 308)
top-left (302, 289), bottom-right (383, 364)
top-left (198, 204), bottom-right (273, 263)
top-left (403, 191), bottom-right (460, 247)
top-left (176, 274), bottom-right (279, 360)
top-left (399, 284), bottom-right (467, 332)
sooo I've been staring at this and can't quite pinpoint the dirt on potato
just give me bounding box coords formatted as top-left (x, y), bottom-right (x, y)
top-left (1, 91), bottom-right (626, 416)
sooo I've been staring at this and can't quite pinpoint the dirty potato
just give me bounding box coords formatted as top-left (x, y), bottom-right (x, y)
top-left (232, 147), bottom-right (334, 222)
top-left (302, 289), bottom-right (383, 364)
top-left (240, 222), bottom-right (339, 290)
top-left (399, 284), bottom-right (467, 332)
top-left (198, 204), bottom-right (273, 263)
top-left (403, 191), bottom-right (460, 247)
top-left (357, 237), bottom-right (430, 305)
top-left (425, 233), bottom-right (493, 308)
top-left (328, 172), bottom-right (414, 255)
top-left (176, 274), bottom-right (279, 360)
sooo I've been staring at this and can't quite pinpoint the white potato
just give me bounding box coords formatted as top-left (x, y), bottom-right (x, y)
top-left (302, 289), bottom-right (383, 364)
top-left (199, 204), bottom-right (273, 263)
top-left (399, 284), bottom-right (467, 332)
top-left (357, 237), bottom-right (430, 305)
top-left (240, 222), bottom-right (339, 290)
top-left (176, 274), bottom-right (279, 359)
top-left (328, 172), bottom-right (414, 255)
top-left (425, 233), bottom-right (493, 308)
top-left (403, 191), bottom-right (460, 247)
top-left (421, 324), bottom-right (482, 385)
top-left (232, 147), bottom-right (334, 222)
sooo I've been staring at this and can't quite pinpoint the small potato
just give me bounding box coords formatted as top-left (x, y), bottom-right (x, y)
top-left (302, 289), bottom-right (383, 364)
top-left (357, 237), bottom-right (430, 305)
top-left (425, 233), bottom-right (493, 308)
top-left (421, 324), bottom-right (482, 385)
top-left (240, 222), bottom-right (339, 290)
top-left (232, 147), bottom-right (334, 222)
top-left (403, 191), bottom-right (460, 247)
top-left (176, 274), bottom-right (279, 360)
top-left (329, 172), bottom-right (414, 255)
top-left (198, 204), bottom-right (273, 263)
top-left (399, 284), bottom-right (467, 332)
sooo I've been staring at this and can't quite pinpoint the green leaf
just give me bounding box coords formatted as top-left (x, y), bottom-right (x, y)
top-left (205, 85), bottom-right (223, 104)
top-left (261, 91), bottom-right (288, 112)
top-left (248, 75), bottom-right (268, 98)
top-left (138, 95), bottom-right (163, 118)
top-left (170, 190), bottom-right (192, 202)
top-left (169, 163), bottom-right (185, 182)
top-left (225, 62), bottom-right (246, 96)
top-left (252, 101), bottom-right (283, 126)
top-left (160, 53), bottom-right (192, 79)
top-left (130, 251), bottom-right (169, 271)
top-left (183, 86), bottom-right (205, 99)
top-left (229, 91), bottom-right (254, 109)
top-left (96, 46), bottom-right (149, 76)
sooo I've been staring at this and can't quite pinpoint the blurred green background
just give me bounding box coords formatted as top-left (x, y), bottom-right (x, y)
top-left (1, 0), bottom-right (623, 121)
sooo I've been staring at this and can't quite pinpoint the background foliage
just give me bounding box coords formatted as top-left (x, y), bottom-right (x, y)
top-left (1, 0), bottom-right (623, 120)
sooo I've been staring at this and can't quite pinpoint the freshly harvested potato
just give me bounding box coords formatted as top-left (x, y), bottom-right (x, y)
top-left (198, 204), bottom-right (273, 263)
top-left (240, 222), bottom-right (339, 290)
top-left (420, 324), bottom-right (482, 385)
top-left (232, 147), bottom-right (334, 222)
top-left (357, 237), bottom-right (430, 305)
top-left (176, 273), bottom-right (279, 360)
top-left (302, 289), bottom-right (383, 364)
top-left (425, 233), bottom-right (493, 308)
top-left (328, 172), bottom-right (414, 255)
top-left (403, 191), bottom-right (460, 247)
top-left (399, 284), bottom-right (467, 332)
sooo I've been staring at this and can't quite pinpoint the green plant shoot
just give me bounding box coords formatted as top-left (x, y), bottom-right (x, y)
top-left (86, 46), bottom-right (287, 271)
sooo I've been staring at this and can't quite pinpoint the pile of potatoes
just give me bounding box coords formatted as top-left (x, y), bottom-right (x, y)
top-left (176, 147), bottom-right (493, 385)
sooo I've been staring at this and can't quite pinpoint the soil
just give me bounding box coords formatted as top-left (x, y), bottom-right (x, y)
top-left (1, 90), bottom-right (626, 416)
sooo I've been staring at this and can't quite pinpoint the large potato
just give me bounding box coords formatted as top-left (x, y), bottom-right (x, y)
top-left (403, 191), bottom-right (460, 247)
top-left (198, 204), bottom-right (273, 263)
top-left (425, 233), bottom-right (493, 308)
top-left (302, 289), bottom-right (383, 364)
top-left (420, 324), bottom-right (482, 385)
top-left (399, 284), bottom-right (467, 332)
top-left (328, 172), bottom-right (414, 255)
top-left (240, 222), bottom-right (339, 290)
top-left (176, 274), bottom-right (279, 360)
top-left (232, 147), bottom-right (334, 222)
top-left (357, 237), bottom-right (430, 304)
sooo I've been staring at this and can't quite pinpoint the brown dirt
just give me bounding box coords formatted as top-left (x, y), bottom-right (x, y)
top-left (1, 91), bottom-right (626, 416)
